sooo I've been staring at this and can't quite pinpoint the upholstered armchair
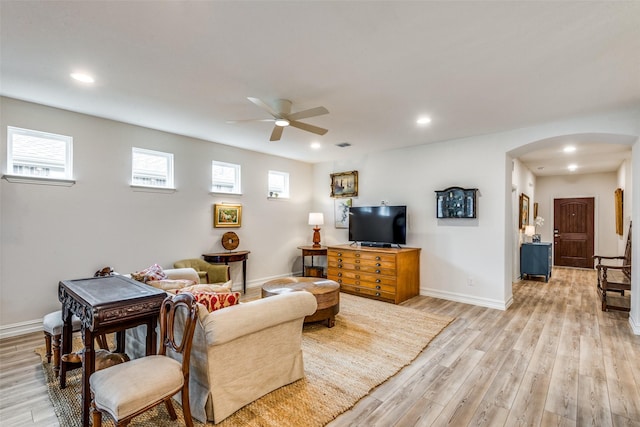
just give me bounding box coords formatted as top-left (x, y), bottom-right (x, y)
top-left (174, 259), bottom-right (229, 284)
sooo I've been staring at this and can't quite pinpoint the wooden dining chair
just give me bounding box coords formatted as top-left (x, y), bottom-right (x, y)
top-left (89, 293), bottom-right (198, 427)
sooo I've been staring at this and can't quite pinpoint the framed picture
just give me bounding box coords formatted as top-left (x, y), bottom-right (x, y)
top-left (519, 193), bottom-right (530, 230)
top-left (533, 202), bottom-right (538, 219)
top-left (615, 188), bottom-right (623, 235)
top-left (330, 170), bottom-right (358, 198)
top-left (335, 198), bottom-right (352, 228)
top-left (213, 204), bottom-right (242, 228)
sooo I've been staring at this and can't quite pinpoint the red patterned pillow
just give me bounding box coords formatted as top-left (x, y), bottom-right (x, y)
top-left (131, 263), bottom-right (167, 283)
top-left (177, 291), bottom-right (241, 312)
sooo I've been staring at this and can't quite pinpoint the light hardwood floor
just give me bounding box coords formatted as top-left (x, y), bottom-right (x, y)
top-left (1, 267), bottom-right (638, 426)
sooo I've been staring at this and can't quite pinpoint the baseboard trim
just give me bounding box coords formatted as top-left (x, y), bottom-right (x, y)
top-left (629, 313), bottom-right (640, 335)
top-left (0, 319), bottom-right (42, 340)
top-left (420, 287), bottom-right (510, 311)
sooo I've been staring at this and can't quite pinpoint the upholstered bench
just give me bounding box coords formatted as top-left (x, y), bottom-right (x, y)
top-left (262, 277), bottom-right (340, 328)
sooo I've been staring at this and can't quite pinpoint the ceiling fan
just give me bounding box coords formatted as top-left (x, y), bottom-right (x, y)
top-left (227, 97), bottom-right (329, 141)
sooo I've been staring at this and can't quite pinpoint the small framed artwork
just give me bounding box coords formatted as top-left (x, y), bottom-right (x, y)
top-left (335, 198), bottom-right (352, 228)
top-left (330, 170), bottom-right (358, 198)
top-left (213, 204), bottom-right (242, 228)
top-left (519, 193), bottom-right (530, 229)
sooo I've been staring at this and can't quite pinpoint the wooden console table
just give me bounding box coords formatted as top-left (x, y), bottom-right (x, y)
top-left (202, 250), bottom-right (250, 293)
top-left (58, 275), bottom-right (167, 427)
top-left (298, 245), bottom-right (327, 278)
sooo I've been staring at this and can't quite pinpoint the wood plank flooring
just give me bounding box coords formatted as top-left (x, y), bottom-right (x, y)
top-left (1, 267), bottom-right (638, 426)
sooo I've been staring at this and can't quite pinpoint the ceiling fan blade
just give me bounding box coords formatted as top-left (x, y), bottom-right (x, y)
top-left (289, 120), bottom-right (328, 136)
top-left (226, 118), bottom-right (275, 124)
top-left (270, 126), bottom-right (284, 141)
top-left (247, 97), bottom-right (280, 118)
top-left (286, 106), bottom-right (329, 121)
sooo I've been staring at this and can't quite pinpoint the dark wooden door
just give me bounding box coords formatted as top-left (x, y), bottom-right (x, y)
top-left (553, 197), bottom-right (594, 268)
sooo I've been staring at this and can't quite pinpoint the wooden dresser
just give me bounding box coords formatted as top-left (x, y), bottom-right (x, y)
top-left (327, 244), bottom-right (421, 304)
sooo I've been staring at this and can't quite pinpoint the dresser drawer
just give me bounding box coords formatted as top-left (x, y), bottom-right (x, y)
top-left (328, 249), bottom-right (396, 264)
top-left (340, 283), bottom-right (395, 302)
top-left (327, 267), bottom-right (397, 286)
top-left (333, 276), bottom-right (396, 293)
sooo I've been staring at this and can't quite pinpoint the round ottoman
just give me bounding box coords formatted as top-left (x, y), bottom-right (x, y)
top-left (262, 277), bottom-right (340, 328)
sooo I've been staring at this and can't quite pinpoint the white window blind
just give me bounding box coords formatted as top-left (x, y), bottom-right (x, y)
top-left (7, 126), bottom-right (73, 179)
top-left (212, 161), bottom-right (241, 194)
top-left (132, 147), bottom-right (174, 188)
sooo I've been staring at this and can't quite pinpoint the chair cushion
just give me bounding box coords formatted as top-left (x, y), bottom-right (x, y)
top-left (146, 279), bottom-right (196, 291)
top-left (179, 280), bottom-right (233, 294)
top-left (90, 356), bottom-right (183, 420)
top-left (176, 290), bottom-right (240, 312)
top-left (43, 310), bottom-right (82, 335)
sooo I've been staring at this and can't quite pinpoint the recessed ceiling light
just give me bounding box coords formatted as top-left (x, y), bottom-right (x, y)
top-left (416, 116), bottom-right (432, 125)
top-left (310, 142), bottom-right (321, 150)
top-left (563, 146), bottom-right (576, 153)
top-left (568, 164), bottom-right (578, 172)
top-left (70, 72), bottom-right (95, 83)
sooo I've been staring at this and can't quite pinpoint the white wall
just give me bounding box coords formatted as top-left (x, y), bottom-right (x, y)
top-left (313, 108), bottom-right (640, 316)
top-left (2, 98), bottom-right (639, 336)
top-left (535, 172), bottom-right (619, 257)
top-left (0, 97), bottom-right (313, 335)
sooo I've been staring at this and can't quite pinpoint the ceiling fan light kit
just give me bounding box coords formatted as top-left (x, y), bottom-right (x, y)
top-left (229, 97), bottom-right (329, 141)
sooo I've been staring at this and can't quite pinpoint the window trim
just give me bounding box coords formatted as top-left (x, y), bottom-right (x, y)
top-left (130, 147), bottom-right (175, 190)
top-left (211, 160), bottom-right (242, 195)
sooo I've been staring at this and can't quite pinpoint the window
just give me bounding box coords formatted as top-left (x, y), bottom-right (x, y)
top-left (6, 126), bottom-right (73, 180)
top-left (268, 170), bottom-right (289, 199)
top-left (212, 161), bottom-right (241, 194)
top-left (131, 147), bottom-right (174, 188)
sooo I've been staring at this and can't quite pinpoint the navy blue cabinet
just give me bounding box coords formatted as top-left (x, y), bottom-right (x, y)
top-left (520, 242), bottom-right (552, 282)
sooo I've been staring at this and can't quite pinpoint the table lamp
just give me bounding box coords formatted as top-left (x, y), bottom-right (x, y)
top-left (524, 225), bottom-right (536, 242)
top-left (308, 212), bottom-right (324, 248)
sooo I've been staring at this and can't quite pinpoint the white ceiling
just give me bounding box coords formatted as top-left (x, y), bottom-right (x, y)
top-left (1, 1), bottom-right (639, 174)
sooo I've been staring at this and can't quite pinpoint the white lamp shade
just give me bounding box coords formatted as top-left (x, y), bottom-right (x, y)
top-left (308, 212), bottom-right (324, 226)
top-left (524, 225), bottom-right (536, 236)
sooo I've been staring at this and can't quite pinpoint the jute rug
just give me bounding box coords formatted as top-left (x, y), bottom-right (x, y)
top-left (36, 293), bottom-right (453, 426)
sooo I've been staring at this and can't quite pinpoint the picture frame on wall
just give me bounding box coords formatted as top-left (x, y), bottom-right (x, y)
top-left (519, 193), bottom-right (530, 230)
top-left (330, 170), bottom-right (358, 198)
top-left (213, 204), bottom-right (242, 228)
top-left (335, 198), bottom-right (352, 228)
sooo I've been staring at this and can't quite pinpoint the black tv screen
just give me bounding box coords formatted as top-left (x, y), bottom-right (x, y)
top-left (348, 205), bottom-right (407, 245)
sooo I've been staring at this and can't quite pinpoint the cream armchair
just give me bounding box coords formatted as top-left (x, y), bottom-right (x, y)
top-left (126, 268), bottom-right (317, 423)
top-left (173, 258), bottom-right (229, 284)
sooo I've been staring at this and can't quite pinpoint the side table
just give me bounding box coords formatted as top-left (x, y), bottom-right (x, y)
top-left (202, 250), bottom-right (250, 293)
top-left (298, 245), bottom-right (327, 278)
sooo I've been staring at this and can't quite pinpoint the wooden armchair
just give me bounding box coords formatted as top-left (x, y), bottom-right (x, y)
top-left (594, 222), bottom-right (632, 312)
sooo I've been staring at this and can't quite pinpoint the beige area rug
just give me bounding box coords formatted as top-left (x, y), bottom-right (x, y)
top-left (36, 293), bottom-right (453, 426)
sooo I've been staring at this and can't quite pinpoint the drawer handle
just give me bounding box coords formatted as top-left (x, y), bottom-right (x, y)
top-left (376, 263), bottom-right (381, 267)
top-left (376, 256), bottom-right (381, 260)
top-left (376, 285), bottom-right (381, 290)
top-left (375, 292), bottom-right (381, 297)
top-left (355, 287), bottom-right (361, 292)
top-left (355, 253), bottom-right (360, 257)
top-left (337, 253), bottom-right (342, 256)
top-left (337, 273), bottom-right (342, 277)
top-left (338, 279), bottom-right (342, 283)
top-left (338, 264), bottom-right (343, 268)
top-left (376, 279), bottom-right (381, 283)
top-left (338, 258), bottom-right (342, 262)
top-left (355, 260), bottom-right (360, 263)
top-left (355, 281), bottom-right (360, 285)
top-left (375, 269), bottom-right (380, 274)
top-left (355, 266), bottom-right (360, 270)
top-left (355, 275), bottom-right (360, 279)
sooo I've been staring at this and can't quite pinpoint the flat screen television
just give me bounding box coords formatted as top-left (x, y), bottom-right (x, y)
top-left (348, 205), bottom-right (407, 247)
